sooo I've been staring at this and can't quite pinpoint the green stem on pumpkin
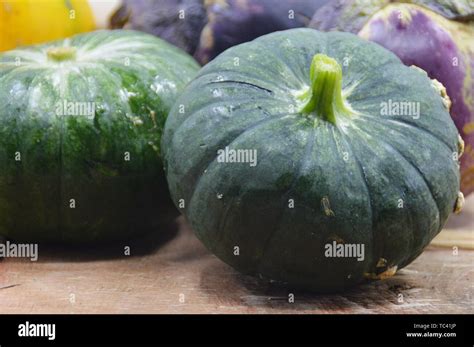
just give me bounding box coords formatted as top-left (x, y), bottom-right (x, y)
top-left (46, 46), bottom-right (77, 62)
top-left (301, 54), bottom-right (350, 124)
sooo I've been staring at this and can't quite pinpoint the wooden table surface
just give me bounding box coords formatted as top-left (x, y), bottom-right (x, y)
top-left (1, 197), bottom-right (473, 314)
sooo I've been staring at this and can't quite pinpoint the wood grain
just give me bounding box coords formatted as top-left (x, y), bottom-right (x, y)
top-left (0, 199), bottom-right (472, 314)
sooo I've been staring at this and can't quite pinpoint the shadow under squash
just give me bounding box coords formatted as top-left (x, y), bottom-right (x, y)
top-left (199, 260), bottom-right (417, 312)
top-left (0, 204), bottom-right (180, 263)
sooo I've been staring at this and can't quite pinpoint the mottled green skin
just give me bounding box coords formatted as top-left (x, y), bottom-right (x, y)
top-left (162, 29), bottom-right (461, 291)
top-left (0, 30), bottom-right (199, 243)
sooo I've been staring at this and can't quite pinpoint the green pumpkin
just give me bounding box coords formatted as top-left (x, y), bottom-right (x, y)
top-left (0, 30), bottom-right (199, 243)
top-left (162, 28), bottom-right (464, 291)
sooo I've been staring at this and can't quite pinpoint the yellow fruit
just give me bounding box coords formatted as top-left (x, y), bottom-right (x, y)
top-left (0, 0), bottom-right (96, 51)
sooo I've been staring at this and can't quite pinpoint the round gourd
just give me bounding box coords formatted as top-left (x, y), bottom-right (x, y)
top-left (0, 30), bottom-right (200, 243)
top-left (162, 28), bottom-right (464, 291)
top-left (0, 0), bottom-right (96, 51)
top-left (309, 1), bottom-right (474, 196)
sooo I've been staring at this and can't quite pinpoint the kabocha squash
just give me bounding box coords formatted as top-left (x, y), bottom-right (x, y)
top-left (0, 30), bottom-right (200, 243)
top-left (0, 0), bottom-right (96, 51)
top-left (162, 28), bottom-right (464, 291)
top-left (309, 0), bottom-right (474, 195)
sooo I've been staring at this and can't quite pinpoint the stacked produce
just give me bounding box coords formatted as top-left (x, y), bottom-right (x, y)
top-left (0, 0), bottom-right (470, 291)
top-left (110, 0), bottom-right (329, 64)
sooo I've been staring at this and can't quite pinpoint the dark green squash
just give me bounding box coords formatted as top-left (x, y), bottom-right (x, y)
top-left (0, 30), bottom-right (200, 243)
top-left (162, 28), bottom-right (464, 291)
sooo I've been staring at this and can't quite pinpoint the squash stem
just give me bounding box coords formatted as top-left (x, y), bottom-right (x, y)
top-left (301, 54), bottom-right (350, 124)
top-left (46, 46), bottom-right (77, 62)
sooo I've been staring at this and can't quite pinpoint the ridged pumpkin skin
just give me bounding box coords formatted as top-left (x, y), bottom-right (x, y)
top-left (0, 0), bottom-right (96, 51)
top-left (162, 28), bottom-right (463, 291)
top-left (0, 30), bottom-right (200, 243)
top-left (309, 1), bottom-right (474, 196)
